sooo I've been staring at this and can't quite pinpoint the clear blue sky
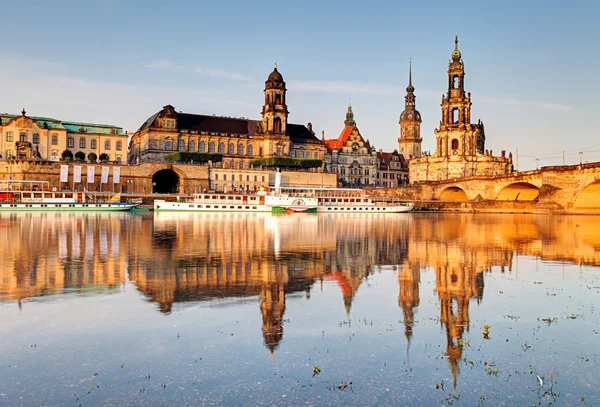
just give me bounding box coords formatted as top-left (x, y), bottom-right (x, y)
top-left (1, 0), bottom-right (598, 170)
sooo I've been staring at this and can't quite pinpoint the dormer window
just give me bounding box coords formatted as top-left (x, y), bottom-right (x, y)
top-left (79, 127), bottom-right (86, 133)
top-left (162, 119), bottom-right (175, 129)
top-left (110, 128), bottom-right (117, 135)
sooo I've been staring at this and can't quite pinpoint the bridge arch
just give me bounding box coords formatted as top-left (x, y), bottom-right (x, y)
top-left (439, 186), bottom-right (468, 202)
top-left (496, 182), bottom-right (539, 201)
top-left (572, 180), bottom-right (600, 209)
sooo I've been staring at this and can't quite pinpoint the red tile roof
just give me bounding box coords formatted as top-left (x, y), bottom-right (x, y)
top-left (323, 125), bottom-right (353, 153)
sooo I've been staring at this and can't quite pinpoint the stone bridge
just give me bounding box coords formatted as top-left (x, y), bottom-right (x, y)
top-left (415, 162), bottom-right (600, 213)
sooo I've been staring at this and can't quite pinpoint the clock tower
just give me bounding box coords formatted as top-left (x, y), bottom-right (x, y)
top-left (398, 59), bottom-right (422, 160)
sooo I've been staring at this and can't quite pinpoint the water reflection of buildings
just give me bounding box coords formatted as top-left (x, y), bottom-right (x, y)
top-left (137, 213), bottom-right (411, 354)
top-left (2, 213), bottom-right (600, 364)
top-left (0, 213), bottom-right (130, 303)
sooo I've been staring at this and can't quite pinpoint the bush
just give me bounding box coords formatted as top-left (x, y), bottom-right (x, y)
top-left (250, 156), bottom-right (323, 169)
top-left (87, 152), bottom-right (97, 162)
top-left (75, 151), bottom-right (86, 161)
top-left (99, 153), bottom-right (110, 162)
top-left (164, 152), bottom-right (223, 163)
top-left (61, 150), bottom-right (73, 161)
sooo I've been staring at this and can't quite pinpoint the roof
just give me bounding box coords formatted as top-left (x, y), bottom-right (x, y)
top-left (138, 108), bottom-right (320, 144)
top-left (0, 113), bottom-right (125, 135)
top-left (324, 126), bottom-right (352, 152)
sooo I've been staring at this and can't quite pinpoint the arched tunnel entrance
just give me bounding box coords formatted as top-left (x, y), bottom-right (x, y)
top-left (572, 181), bottom-right (600, 209)
top-left (439, 187), bottom-right (468, 202)
top-left (152, 169), bottom-right (180, 193)
top-left (496, 182), bottom-right (539, 201)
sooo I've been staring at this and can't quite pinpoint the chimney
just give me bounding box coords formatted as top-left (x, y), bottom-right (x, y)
top-left (307, 122), bottom-right (313, 132)
top-left (321, 130), bottom-right (325, 141)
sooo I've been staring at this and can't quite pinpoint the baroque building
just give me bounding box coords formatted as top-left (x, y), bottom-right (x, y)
top-left (128, 64), bottom-right (324, 169)
top-left (0, 110), bottom-right (127, 162)
top-left (409, 36), bottom-right (513, 182)
top-left (398, 60), bottom-right (422, 161)
top-left (376, 149), bottom-right (409, 187)
top-left (323, 105), bottom-right (378, 186)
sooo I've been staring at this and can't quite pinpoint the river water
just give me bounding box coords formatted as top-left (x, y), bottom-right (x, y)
top-left (0, 212), bottom-right (599, 406)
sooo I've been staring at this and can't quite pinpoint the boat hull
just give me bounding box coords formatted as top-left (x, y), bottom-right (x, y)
top-left (317, 205), bottom-right (413, 213)
top-left (0, 202), bottom-right (141, 211)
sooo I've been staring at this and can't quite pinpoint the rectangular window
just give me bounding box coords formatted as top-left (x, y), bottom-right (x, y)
top-left (79, 138), bottom-right (86, 148)
top-left (67, 138), bottom-right (74, 148)
top-left (224, 174), bottom-right (227, 181)
top-left (6, 132), bottom-right (13, 142)
top-left (105, 141), bottom-right (111, 150)
top-left (52, 135), bottom-right (58, 145)
top-left (91, 139), bottom-right (97, 149)
top-left (33, 134), bottom-right (39, 144)
top-left (215, 174), bottom-right (219, 180)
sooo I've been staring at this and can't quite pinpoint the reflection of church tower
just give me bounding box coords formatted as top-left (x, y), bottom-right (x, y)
top-left (398, 59), bottom-right (422, 160)
top-left (262, 63), bottom-right (289, 135)
top-left (398, 264), bottom-right (420, 354)
top-left (260, 283), bottom-right (286, 357)
top-left (435, 264), bottom-right (484, 389)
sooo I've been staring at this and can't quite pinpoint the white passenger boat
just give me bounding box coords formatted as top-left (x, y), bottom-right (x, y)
top-left (279, 187), bottom-right (414, 213)
top-left (154, 192), bottom-right (270, 212)
top-left (0, 180), bottom-right (141, 212)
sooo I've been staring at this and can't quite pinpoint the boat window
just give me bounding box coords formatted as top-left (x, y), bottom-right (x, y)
top-left (204, 195), bottom-right (209, 199)
top-left (189, 205), bottom-right (194, 208)
top-left (238, 206), bottom-right (242, 209)
top-left (65, 193), bottom-right (72, 199)
top-left (252, 206), bottom-right (257, 209)
top-left (206, 205), bottom-right (211, 208)
top-left (245, 206), bottom-right (249, 209)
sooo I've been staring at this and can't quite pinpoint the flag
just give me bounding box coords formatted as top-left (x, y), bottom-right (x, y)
top-left (73, 166), bottom-right (82, 183)
top-left (113, 167), bottom-right (120, 184)
top-left (101, 167), bottom-right (109, 184)
top-left (87, 166), bottom-right (95, 183)
top-left (60, 165), bottom-right (69, 183)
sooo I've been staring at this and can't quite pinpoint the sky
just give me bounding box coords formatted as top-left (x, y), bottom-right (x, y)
top-left (0, 0), bottom-right (598, 170)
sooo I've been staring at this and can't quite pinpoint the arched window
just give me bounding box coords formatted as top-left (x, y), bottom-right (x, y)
top-left (209, 141), bottom-right (215, 152)
top-left (79, 138), bottom-right (86, 148)
top-left (228, 143), bottom-right (234, 155)
top-left (273, 117), bottom-right (282, 133)
top-left (452, 108), bottom-right (459, 124)
top-left (237, 144), bottom-right (243, 155)
top-left (218, 142), bottom-right (225, 154)
top-left (52, 134), bottom-right (58, 145)
top-left (451, 139), bottom-right (459, 150)
top-left (189, 140), bottom-right (195, 151)
top-left (116, 156), bottom-right (122, 164)
top-left (116, 141), bottom-right (122, 151)
top-left (68, 137), bottom-right (74, 148)
top-left (164, 141), bottom-right (172, 151)
top-left (199, 141), bottom-right (205, 152)
top-left (178, 139), bottom-right (185, 151)
top-left (91, 140), bottom-right (97, 149)
top-left (453, 76), bottom-right (459, 89)
top-left (247, 145), bottom-right (253, 156)
top-left (20, 132), bottom-right (27, 142)
top-left (105, 140), bottom-right (111, 150)
top-left (33, 133), bottom-right (39, 144)
top-left (276, 146), bottom-right (282, 156)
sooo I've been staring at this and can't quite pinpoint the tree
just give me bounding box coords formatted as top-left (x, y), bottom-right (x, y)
top-left (99, 153), bottom-right (110, 162)
top-left (75, 151), bottom-right (86, 161)
top-left (87, 152), bottom-right (97, 162)
top-left (61, 150), bottom-right (73, 161)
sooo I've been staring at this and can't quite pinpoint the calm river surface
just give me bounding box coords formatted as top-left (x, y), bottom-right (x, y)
top-left (1, 212), bottom-right (599, 406)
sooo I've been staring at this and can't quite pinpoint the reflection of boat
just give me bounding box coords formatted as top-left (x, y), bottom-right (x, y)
top-left (277, 187), bottom-right (414, 213)
top-left (0, 180), bottom-right (141, 212)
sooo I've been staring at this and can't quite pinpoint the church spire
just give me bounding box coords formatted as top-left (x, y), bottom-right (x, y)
top-left (404, 59), bottom-right (416, 108)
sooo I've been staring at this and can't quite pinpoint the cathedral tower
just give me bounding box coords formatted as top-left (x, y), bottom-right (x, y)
top-left (434, 35), bottom-right (485, 158)
top-left (398, 59), bottom-right (422, 160)
top-left (262, 63), bottom-right (289, 134)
